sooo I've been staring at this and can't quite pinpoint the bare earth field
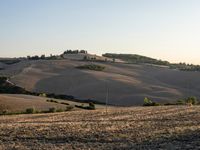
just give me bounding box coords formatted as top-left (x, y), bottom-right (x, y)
top-left (0, 94), bottom-right (67, 113)
top-left (0, 94), bottom-right (103, 113)
top-left (0, 106), bottom-right (200, 149)
top-left (1, 59), bottom-right (200, 106)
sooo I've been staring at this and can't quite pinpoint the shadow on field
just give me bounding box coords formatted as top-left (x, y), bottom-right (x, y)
top-left (137, 129), bottom-right (200, 149)
top-left (14, 129), bottom-right (200, 149)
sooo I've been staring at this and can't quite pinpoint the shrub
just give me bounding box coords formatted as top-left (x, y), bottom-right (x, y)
top-left (47, 99), bottom-right (59, 103)
top-left (0, 109), bottom-right (8, 115)
top-left (75, 103), bottom-right (96, 110)
top-left (48, 107), bottom-right (56, 113)
top-left (176, 99), bottom-right (186, 105)
top-left (186, 96), bottom-right (198, 105)
top-left (76, 64), bottom-right (105, 71)
top-left (152, 102), bottom-right (160, 106)
top-left (143, 97), bottom-right (153, 106)
top-left (39, 93), bottom-right (46, 97)
top-left (89, 102), bottom-right (95, 110)
top-left (66, 106), bottom-right (74, 111)
top-left (143, 97), bottom-right (160, 106)
top-left (164, 103), bottom-right (176, 106)
top-left (56, 108), bottom-right (64, 112)
top-left (26, 108), bottom-right (35, 114)
top-left (60, 102), bottom-right (69, 105)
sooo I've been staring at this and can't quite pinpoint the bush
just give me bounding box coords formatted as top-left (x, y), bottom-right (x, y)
top-left (176, 97), bottom-right (199, 105)
top-left (186, 96), bottom-right (198, 105)
top-left (143, 97), bottom-right (160, 106)
top-left (89, 102), bottom-right (95, 110)
top-left (48, 107), bottom-right (56, 113)
top-left (60, 102), bottom-right (69, 105)
top-left (46, 99), bottom-right (59, 103)
top-left (39, 93), bottom-right (46, 97)
top-left (75, 103), bottom-right (96, 110)
top-left (152, 102), bottom-right (160, 106)
top-left (164, 103), bottom-right (176, 106)
top-left (66, 106), bottom-right (74, 111)
top-left (56, 108), bottom-right (64, 112)
top-left (0, 109), bottom-right (8, 115)
top-left (76, 64), bottom-right (105, 71)
top-left (176, 99), bottom-right (186, 105)
top-left (26, 108), bottom-right (35, 114)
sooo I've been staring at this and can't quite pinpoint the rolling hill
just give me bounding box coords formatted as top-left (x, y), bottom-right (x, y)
top-left (0, 94), bottom-right (67, 113)
top-left (0, 57), bottom-right (200, 106)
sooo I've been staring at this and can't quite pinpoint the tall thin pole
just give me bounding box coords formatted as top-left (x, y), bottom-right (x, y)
top-left (106, 80), bottom-right (109, 115)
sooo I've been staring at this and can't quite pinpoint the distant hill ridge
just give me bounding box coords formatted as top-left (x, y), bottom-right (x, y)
top-left (0, 51), bottom-right (200, 71)
top-left (103, 53), bottom-right (200, 71)
top-left (103, 53), bottom-right (170, 65)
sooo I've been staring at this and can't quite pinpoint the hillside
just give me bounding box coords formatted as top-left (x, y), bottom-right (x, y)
top-left (103, 53), bottom-right (200, 71)
top-left (1, 59), bottom-right (200, 106)
top-left (0, 106), bottom-right (200, 149)
top-left (103, 53), bottom-right (170, 65)
top-left (0, 94), bottom-right (66, 113)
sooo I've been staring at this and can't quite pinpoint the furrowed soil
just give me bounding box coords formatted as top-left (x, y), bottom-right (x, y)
top-left (0, 106), bottom-right (200, 149)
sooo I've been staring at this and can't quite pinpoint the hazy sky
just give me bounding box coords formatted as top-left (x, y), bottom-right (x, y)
top-left (0, 0), bottom-right (200, 64)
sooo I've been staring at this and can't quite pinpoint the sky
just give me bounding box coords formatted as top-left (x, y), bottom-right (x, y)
top-left (0, 0), bottom-right (200, 64)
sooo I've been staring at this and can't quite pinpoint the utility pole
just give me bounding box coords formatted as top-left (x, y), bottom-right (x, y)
top-left (105, 80), bottom-right (109, 115)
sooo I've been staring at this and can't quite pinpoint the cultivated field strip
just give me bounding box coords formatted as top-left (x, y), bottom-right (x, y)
top-left (0, 106), bottom-right (200, 149)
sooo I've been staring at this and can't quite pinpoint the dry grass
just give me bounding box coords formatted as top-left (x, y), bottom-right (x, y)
top-left (2, 59), bottom-right (200, 106)
top-left (0, 94), bottom-right (103, 114)
top-left (0, 106), bottom-right (200, 149)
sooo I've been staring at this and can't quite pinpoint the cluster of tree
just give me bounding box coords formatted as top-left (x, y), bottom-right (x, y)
top-left (75, 102), bottom-right (95, 110)
top-left (27, 55), bottom-right (48, 60)
top-left (170, 63), bottom-right (200, 72)
top-left (63, 50), bottom-right (88, 54)
top-left (143, 96), bottom-right (199, 106)
top-left (176, 96), bottom-right (199, 105)
top-left (27, 54), bottom-right (59, 60)
top-left (103, 53), bottom-right (200, 72)
top-left (103, 53), bottom-right (170, 66)
top-left (76, 64), bottom-right (105, 71)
